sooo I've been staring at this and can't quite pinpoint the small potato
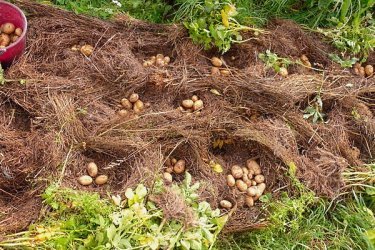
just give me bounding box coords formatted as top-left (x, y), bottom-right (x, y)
top-left (193, 100), bottom-right (204, 111)
top-left (87, 162), bottom-right (98, 177)
top-left (143, 60), bottom-right (153, 67)
top-left (173, 159), bottom-right (186, 174)
top-left (129, 93), bottom-right (139, 103)
top-left (164, 56), bottom-right (171, 64)
top-left (220, 200), bottom-right (232, 209)
top-left (365, 65), bottom-right (373, 76)
top-left (257, 183), bottom-right (266, 195)
top-left (80, 45), bottom-right (94, 57)
top-left (248, 173), bottom-right (253, 180)
top-left (220, 69), bottom-right (230, 76)
top-left (300, 54), bottom-right (309, 62)
top-left (0, 34), bottom-right (10, 47)
top-left (246, 160), bottom-right (261, 175)
top-left (279, 67), bottom-right (288, 77)
top-left (254, 174), bottom-right (265, 184)
top-left (191, 95), bottom-right (199, 102)
top-left (211, 67), bottom-right (221, 76)
top-left (15, 27), bottom-right (23, 36)
top-left (10, 35), bottom-right (19, 43)
top-left (1, 23), bottom-right (15, 34)
top-left (302, 60), bottom-right (312, 68)
top-left (245, 196), bottom-right (254, 207)
top-left (121, 98), bottom-right (133, 109)
top-left (95, 175), bottom-right (108, 185)
top-left (156, 54), bottom-right (164, 59)
top-left (134, 100), bottom-right (144, 111)
top-left (354, 62), bottom-right (361, 69)
top-left (236, 180), bottom-right (248, 192)
top-left (359, 67), bottom-right (366, 77)
top-left (211, 57), bottom-right (223, 67)
top-left (78, 175), bottom-right (93, 186)
top-left (227, 175), bottom-right (236, 187)
top-left (251, 180), bottom-right (257, 186)
top-left (231, 165), bottom-right (243, 179)
top-left (182, 99), bottom-right (194, 109)
top-left (163, 172), bottom-right (173, 183)
top-left (247, 186), bottom-right (258, 196)
top-left (117, 109), bottom-right (128, 117)
top-left (242, 167), bottom-right (249, 175)
top-left (353, 67), bottom-right (360, 75)
top-left (171, 158), bottom-right (177, 165)
top-left (156, 58), bottom-right (165, 67)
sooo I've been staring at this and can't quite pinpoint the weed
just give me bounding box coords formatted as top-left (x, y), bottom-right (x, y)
top-left (303, 94), bottom-right (326, 124)
top-left (258, 50), bottom-right (293, 72)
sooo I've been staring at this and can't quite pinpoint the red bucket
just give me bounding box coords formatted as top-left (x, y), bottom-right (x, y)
top-left (0, 1), bottom-right (27, 67)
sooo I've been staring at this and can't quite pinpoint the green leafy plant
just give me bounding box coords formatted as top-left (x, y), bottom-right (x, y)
top-left (258, 50), bottom-right (293, 72)
top-left (303, 94), bottom-right (326, 124)
top-left (329, 53), bottom-right (359, 68)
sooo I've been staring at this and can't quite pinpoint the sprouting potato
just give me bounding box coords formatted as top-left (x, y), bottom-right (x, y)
top-left (173, 159), bottom-right (186, 174)
top-left (191, 95), bottom-right (199, 102)
top-left (254, 174), bottom-right (265, 184)
top-left (227, 175), bottom-right (236, 187)
top-left (211, 57), bottom-right (223, 67)
top-left (247, 186), bottom-right (258, 196)
top-left (246, 159), bottom-right (262, 175)
top-left (87, 162), bottom-right (98, 177)
top-left (365, 65), bottom-right (373, 76)
top-left (95, 175), bottom-right (108, 185)
top-left (231, 165), bottom-right (243, 179)
top-left (1, 23), bottom-right (15, 34)
top-left (121, 98), bottom-right (133, 109)
top-left (78, 175), bottom-right (93, 186)
top-left (220, 200), bottom-right (232, 209)
top-left (14, 27), bottom-right (23, 36)
top-left (279, 67), bottom-right (288, 77)
top-left (129, 93), bottom-right (139, 103)
top-left (193, 100), bottom-right (203, 111)
top-left (182, 99), bottom-right (194, 109)
top-left (245, 196), bottom-right (254, 207)
top-left (0, 34), bottom-right (10, 47)
top-left (163, 172), bottom-right (173, 183)
top-left (236, 180), bottom-right (248, 192)
top-left (80, 45), bottom-right (94, 57)
top-left (211, 67), bottom-right (221, 76)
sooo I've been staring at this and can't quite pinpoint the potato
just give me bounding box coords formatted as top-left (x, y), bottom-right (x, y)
top-left (80, 45), bottom-right (94, 57)
top-left (191, 95), bottom-right (199, 102)
top-left (95, 175), bottom-right (108, 185)
top-left (211, 67), bottom-right (221, 76)
top-left (143, 60), bottom-right (153, 67)
top-left (220, 69), bottom-right (230, 76)
top-left (251, 180), bottom-right (257, 186)
top-left (359, 67), bottom-right (366, 77)
top-left (156, 54), bottom-right (164, 59)
top-left (231, 165), bottom-right (243, 179)
top-left (0, 34), bottom-right (10, 47)
top-left (182, 99), bottom-right (194, 109)
top-left (220, 200), bottom-right (232, 209)
top-left (134, 100), bottom-right (144, 111)
top-left (245, 196), bottom-right (254, 207)
top-left (354, 62), bottom-right (361, 69)
top-left (173, 159), bottom-right (186, 174)
top-left (10, 35), bottom-right (19, 43)
top-left (121, 98), bottom-right (133, 109)
top-left (129, 93), bottom-right (139, 103)
top-left (227, 175), bottom-right (236, 187)
top-left (254, 174), bottom-right (265, 184)
top-left (247, 186), bottom-right (258, 196)
top-left (300, 55), bottom-right (309, 62)
top-left (353, 67), bottom-right (360, 75)
top-left (15, 28), bottom-right (23, 36)
top-left (87, 162), bottom-right (98, 177)
top-left (163, 172), bottom-right (173, 183)
top-left (156, 58), bottom-right (165, 67)
top-left (246, 160), bottom-right (261, 175)
top-left (279, 67), bottom-right (288, 77)
top-left (171, 158), bottom-right (177, 165)
top-left (211, 57), bottom-right (223, 67)
top-left (302, 60), bottom-right (312, 68)
top-left (365, 65), bottom-right (373, 76)
top-left (78, 175), bottom-right (93, 186)
top-left (164, 56), bottom-right (171, 64)
top-left (193, 100), bottom-right (204, 111)
top-left (242, 167), bottom-right (249, 175)
top-left (248, 173), bottom-right (253, 180)
top-left (117, 109), bottom-right (128, 117)
top-left (257, 183), bottom-right (266, 195)
top-left (236, 180), bottom-right (248, 192)
top-left (1, 23), bottom-right (15, 34)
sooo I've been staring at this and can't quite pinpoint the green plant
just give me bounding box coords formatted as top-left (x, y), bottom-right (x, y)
top-left (258, 50), bottom-right (293, 72)
top-left (303, 94), bottom-right (326, 124)
top-left (0, 65), bottom-right (26, 85)
top-left (329, 53), bottom-right (359, 68)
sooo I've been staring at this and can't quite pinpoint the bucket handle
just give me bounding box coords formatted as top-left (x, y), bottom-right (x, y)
top-left (0, 48), bottom-right (6, 56)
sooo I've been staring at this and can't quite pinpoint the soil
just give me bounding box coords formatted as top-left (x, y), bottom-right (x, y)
top-left (0, 1), bottom-right (374, 235)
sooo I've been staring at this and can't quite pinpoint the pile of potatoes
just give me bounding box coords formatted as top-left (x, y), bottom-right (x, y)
top-left (118, 93), bottom-right (147, 116)
top-left (78, 162), bottom-right (108, 186)
top-left (353, 63), bottom-right (373, 77)
top-left (163, 157), bottom-right (186, 183)
top-left (179, 95), bottom-right (203, 114)
top-left (210, 57), bottom-right (231, 76)
top-left (0, 23), bottom-right (23, 48)
top-left (220, 159), bottom-right (266, 209)
top-left (71, 44), bottom-right (94, 57)
top-left (143, 54), bottom-right (171, 67)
